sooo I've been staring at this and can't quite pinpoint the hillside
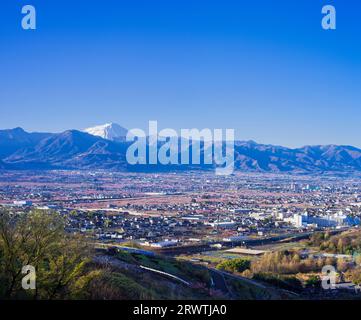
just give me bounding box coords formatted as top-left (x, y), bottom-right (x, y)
top-left (0, 208), bottom-right (288, 300)
top-left (91, 248), bottom-right (294, 300)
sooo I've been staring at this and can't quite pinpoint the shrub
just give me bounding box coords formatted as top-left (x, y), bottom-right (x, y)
top-left (216, 258), bottom-right (251, 273)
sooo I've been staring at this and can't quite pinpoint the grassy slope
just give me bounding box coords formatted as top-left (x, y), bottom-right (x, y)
top-left (93, 250), bottom-right (293, 300)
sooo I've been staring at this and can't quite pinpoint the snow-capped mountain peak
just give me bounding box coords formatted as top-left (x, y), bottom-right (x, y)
top-left (83, 123), bottom-right (128, 141)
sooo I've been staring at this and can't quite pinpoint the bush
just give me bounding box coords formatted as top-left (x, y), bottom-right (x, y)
top-left (305, 275), bottom-right (321, 289)
top-left (216, 258), bottom-right (251, 273)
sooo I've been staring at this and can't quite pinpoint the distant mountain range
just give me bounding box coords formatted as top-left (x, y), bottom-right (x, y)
top-left (1, 124), bottom-right (361, 175)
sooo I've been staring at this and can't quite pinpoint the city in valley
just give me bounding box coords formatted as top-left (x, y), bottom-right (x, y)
top-left (2, 169), bottom-right (361, 299)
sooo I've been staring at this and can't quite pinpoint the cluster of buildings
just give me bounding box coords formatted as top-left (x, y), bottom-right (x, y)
top-left (1, 170), bottom-right (361, 249)
top-left (289, 211), bottom-right (360, 228)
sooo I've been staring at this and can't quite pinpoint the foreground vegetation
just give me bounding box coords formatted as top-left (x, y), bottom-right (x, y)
top-left (0, 209), bottom-right (221, 299)
top-left (180, 229), bottom-right (361, 297)
top-left (0, 209), bottom-right (244, 299)
top-left (0, 210), bottom-right (93, 299)
top-left (3, 208), bottom-right (360, 300)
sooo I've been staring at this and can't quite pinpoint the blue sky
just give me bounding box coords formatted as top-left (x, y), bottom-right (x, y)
top-left (0, 0), bottom-right (360, 147)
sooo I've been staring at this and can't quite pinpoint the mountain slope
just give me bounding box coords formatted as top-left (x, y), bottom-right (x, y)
top-left (0, 160), bottom-right (7, 170)
top-left (5, 130), bottom-right (128, 170)
top-left (0, 127), bottom-right (52, 159)
top-left (233, 142), bottom-right (361, 173)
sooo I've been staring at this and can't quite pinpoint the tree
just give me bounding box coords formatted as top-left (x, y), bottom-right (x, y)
top-left (0, 209), bottom-right (90, 299)
top-left (345, 267), bottom-right (361, 285)
top-left (216, 258), bottom-right (251, 273)
top-left (337, 238), bottom-right (344, 253)
top-left (325, 257), bottom-right (337, 267)
top-left (336, 258), bottom-right (348, 273)
top-left (305, 275), bottom-right (321, 289)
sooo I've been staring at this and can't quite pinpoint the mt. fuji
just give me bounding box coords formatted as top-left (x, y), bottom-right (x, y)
top-left (83, 123), bottom-right (128, 141)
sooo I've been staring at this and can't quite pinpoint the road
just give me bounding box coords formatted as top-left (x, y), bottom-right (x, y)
top-left (95, 252), bottom-right (234, 297)
top-left (94, 254), bottom-right (191, 286)
top-left (209, 268), bottom-right (231, 296)
top-left (95, 247), bottom-right (297, 299)
top-left (209, 267), bottom-right (266, 289)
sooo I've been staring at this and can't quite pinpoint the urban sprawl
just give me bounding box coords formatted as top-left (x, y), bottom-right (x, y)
top-left (1, 170), bottom-right (360, 251)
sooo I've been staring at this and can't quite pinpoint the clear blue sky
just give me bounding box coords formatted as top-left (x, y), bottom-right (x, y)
top-left (0, 0), bottom-right (360, 147)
